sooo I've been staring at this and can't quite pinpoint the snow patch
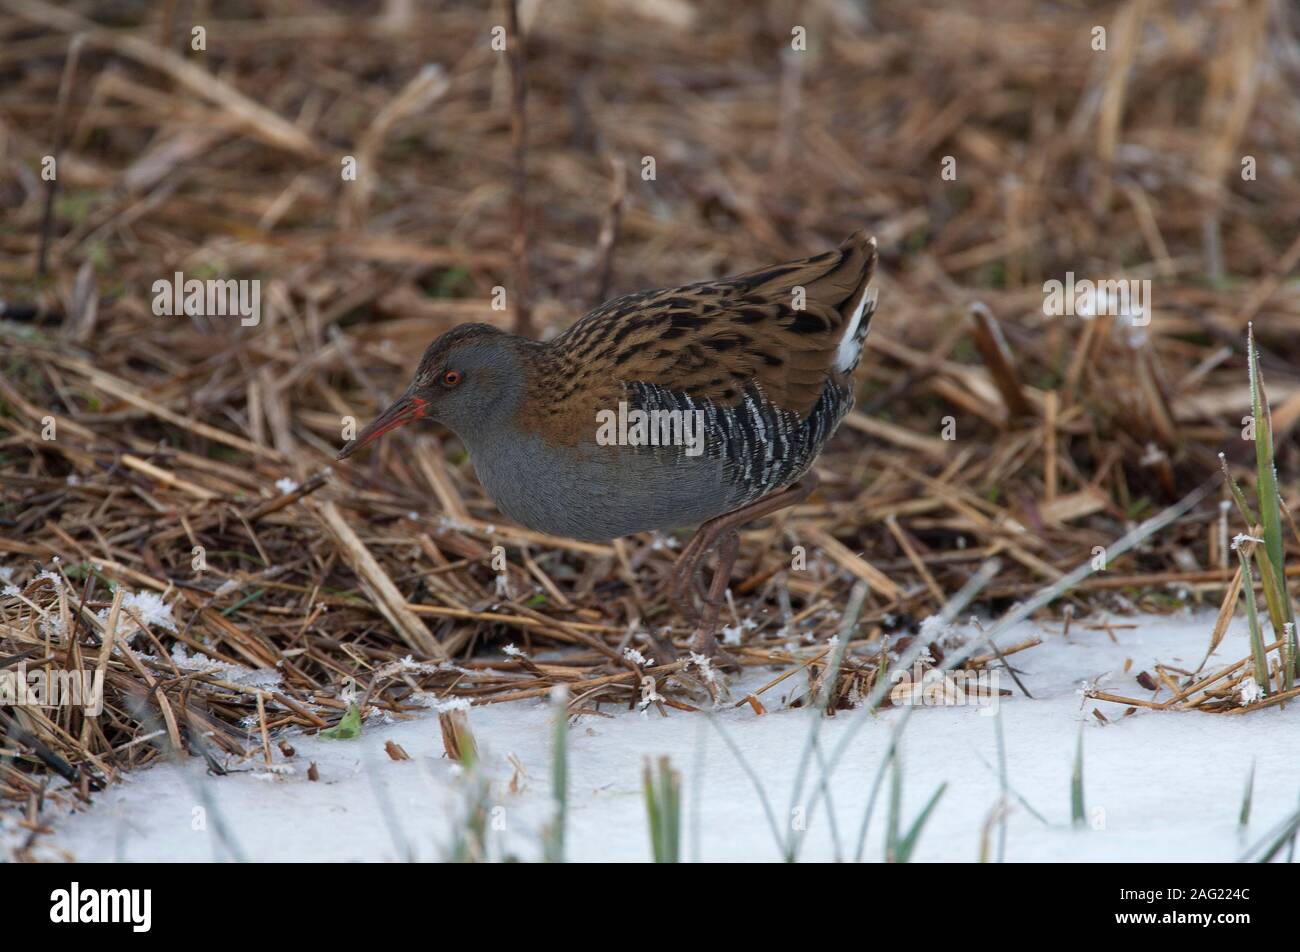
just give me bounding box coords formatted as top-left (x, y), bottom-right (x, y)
top-left (23, 611), bottom-right (1300, 863)
top-left (99, 589), bottom-right (177, 636)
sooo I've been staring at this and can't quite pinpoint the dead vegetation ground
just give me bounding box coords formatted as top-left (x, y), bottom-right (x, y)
top-left (1, 0), bottom-right (1298, 847)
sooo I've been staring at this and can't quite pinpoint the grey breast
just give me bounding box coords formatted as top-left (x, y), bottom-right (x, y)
top-left (467, 428), bottom-right (730, 541)
top-left (466, 377), bottom-right (855, 542)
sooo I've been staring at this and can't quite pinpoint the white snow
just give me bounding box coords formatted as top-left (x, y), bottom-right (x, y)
top-left (1239, 677), bottom-right (1264, 705)
top-left (427, 696), bottom-right (472, 714)
top-left (97, 589), bottom-right (178, 636)
top-left (167, 644), bottom-right (281, 690)
top-left (15, 611), bottom-right (1300, 862)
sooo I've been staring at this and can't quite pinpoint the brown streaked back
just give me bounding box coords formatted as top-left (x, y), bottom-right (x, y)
top-left (518, 231), bottom-right (878, 446)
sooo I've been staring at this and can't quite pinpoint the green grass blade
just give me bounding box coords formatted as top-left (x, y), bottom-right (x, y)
top-left (784, 581), bottom-right (868, 862)
top-left (543, 686), bottom-right (569, 863)
top-left (895, 782), bottom-right (948, 863)
top-left (1252, 546), bottom-right (1294, 691)
top-left (1240, 760), bottom-right (1255, 828)
top-left (885, 749), bottom-right (902, 862)
top-left (995, 706), bottom-right (1008, 862)
top-left (1242, 799), bottom-right (1300, 863)
top-left (1249, 326), bottom-right (1286, 587)
top-left (709, 714), bottom-right (785, 855)
top-left (643, 757), bottom-right (681, 863)
top-left (1248, 325), bottom-right (1295, 684)
top-left (661, 761), bottom-right (681, 863)
top-left (1219, 452), bottom-right (1258, 527)
top-left (643, 760), bottom-right (663, 862)
top-left (1238, 549), bottom-right (1272, 695)
top-left (1071, 725), bottom-right (1086, 828)
top-left (319, 703), bottom-right (362, 739)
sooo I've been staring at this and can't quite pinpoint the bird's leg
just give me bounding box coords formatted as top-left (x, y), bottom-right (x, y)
top-left (688, 528), bottom-right (739, 659)
top-left (666, 470), bottom-right (821, 638)
top-left (667, 529), bottom-right (716, 623)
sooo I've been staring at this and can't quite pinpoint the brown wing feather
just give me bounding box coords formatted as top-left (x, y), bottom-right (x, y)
top-left (521, 232), bottom-right (877, 445)
top-left (557, 231), bottom-right (875, 414)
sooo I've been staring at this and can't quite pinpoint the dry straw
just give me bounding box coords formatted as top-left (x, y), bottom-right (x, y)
top-left (1, 0), bottom-right (1298, 853)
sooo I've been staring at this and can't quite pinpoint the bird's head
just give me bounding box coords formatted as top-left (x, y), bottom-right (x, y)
top-left (336, 323), bottom-right (527, 460)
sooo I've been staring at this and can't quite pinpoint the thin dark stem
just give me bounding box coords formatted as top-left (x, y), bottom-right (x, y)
top-left (505, 0), bottom-right (533, 337)
top-left (38, 34), bottom-right (85, 279)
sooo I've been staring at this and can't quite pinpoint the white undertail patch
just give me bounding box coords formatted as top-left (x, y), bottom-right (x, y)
top-left (834, 282), bottom-right (877, 373)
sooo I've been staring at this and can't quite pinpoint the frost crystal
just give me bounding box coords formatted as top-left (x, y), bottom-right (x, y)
top-left (721, 617), bottom-right (758, 646)
top-left (373, 655), bottom-right (444, 679)
top-left (213, 578), bottom-right (240, 597)
top-left (429, 696), bottom-right (472, 713)
top-left (170, 644), bottom-right (281, 688)
top-left (100, 589), bottom-right (178, 635)
top-left (917, 615), bottom-right (951, 641)
top-left (1239, 677), bottom-right (1264, 705)
top-left (1139, 443), bottom-right (1165, 466)
top-left (689, 652), bottom-right (717, 684)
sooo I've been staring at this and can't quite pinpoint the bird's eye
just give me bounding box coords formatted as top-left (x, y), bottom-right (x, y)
top-left (442, 370), bottom-right (462, 387)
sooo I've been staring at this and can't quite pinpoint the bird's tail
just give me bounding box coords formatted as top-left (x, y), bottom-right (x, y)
top-left (833, 231), bottom-right (879, 373)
